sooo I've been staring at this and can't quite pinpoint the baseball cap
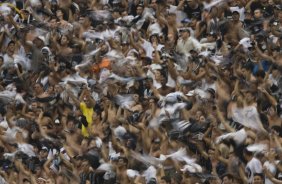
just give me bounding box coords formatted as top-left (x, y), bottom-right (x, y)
top-left (181, 18), bottom-right (191, 24)
top-left (54, 119), bottom-right (60, 124)
top-left (41, 146), bottom-right (48, 152)
top-left (35, 36), bottom-right (46, 45)
top-left (207, 32), bottom-right (217, 38)
top-left (179, 27), bottom-right (190, 32)
top-left (232, 10), bottom-right (240, 15)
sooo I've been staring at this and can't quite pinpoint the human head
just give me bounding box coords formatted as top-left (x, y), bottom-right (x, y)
top-left (221, 173), bottom-right (234, 184)
top-left (33, 37), bottom-right (45, 49)
top-left (117, 156), bottom-right (128, 168)
top-left (7, 40), bottom-right (15, 52)
top-left (66, 116), bottom-right (76, 130)
top-left (112, 8), bottom-right (121, 19)
top-left (207, 32), bottom-right (217, 42)
top-left (56, 8), bottom-right (65, 20)
top-left (167, 12), bottom-right (176, 25)
top-left (136, 4), bottom-right (144, 16)
top-left (160, 74), bottom-right (168, 87)
top-left (180, 29), bottom-right (190, 40)
top-left (83, 92), bottom-right (95, 108)
top-left (60, 35), bottom-right (70, 46)
top-left (82, 16), bottom-right (92, 28)
top-left (48, 16), bottom-right (58, 29)
top-left (165, 0), bottom-right (175, 5)
top-left (252, 173), bottom-right (264, 184)
top-left (33, 83), bottom-right (44, 95)
top-left (23, 178), bottom-right (31, 184)
top-left (243, 148), bottom-right (253, 161)
top-left (254, 9), bottom-right (262, 19)
top-left (232, 11), bottom-right (240, 21)
top-left (150, 0), bottom-right (158, 10)
top-left (150, 34), bottom-right (159, 44)
top-left (39, 146), bottom-right (49, 159)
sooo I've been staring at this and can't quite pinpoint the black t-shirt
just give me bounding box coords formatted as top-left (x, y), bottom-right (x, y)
top-left (183, 3), bottom-right (203, 20)
top-left (251, 18), bottom-right (264, 34)
top-left (264, 5), bottom-right (274, 17)
top-left (0, 158), bottom-right (12, 171)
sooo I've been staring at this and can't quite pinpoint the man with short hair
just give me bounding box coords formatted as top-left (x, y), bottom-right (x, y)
top-left (176, 28), bottom-right (201, 56)
top-left (3, 41), bottom-right (16, 67)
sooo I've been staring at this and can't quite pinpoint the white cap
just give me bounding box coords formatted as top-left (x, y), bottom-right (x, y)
top-left (35, 36), bottom-right (46, 45)
top-left (54, 119), bottom-right (60, 124)
top-left (186, 90), bottom-right (195, 97)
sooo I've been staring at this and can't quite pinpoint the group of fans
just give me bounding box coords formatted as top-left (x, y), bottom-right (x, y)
top-left (0, 0), bottom-right (282, 183)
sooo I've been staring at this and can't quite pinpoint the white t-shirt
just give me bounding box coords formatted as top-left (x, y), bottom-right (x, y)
top-left (167, 5), bottom-right (187, 23)
top-left (148, 22), bottom-right (162, 35)
top-left (230, 6), bottom-right (245, 21)
top-left (3, 54), bottom-right (14, 67)
top-left (141, 40), bottom-right (164, 58)
top-left (18, 143), bottom-right (35, 157)
top-left (245, 157), bottom-right (263, 183)
top-left (264, 161), bottom-right (276, 184)
top-left (147, 65), bottom-right (176, 89)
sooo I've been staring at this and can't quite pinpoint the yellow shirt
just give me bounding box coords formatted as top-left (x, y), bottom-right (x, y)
top-left (80, 102), bottom-right (94, 137)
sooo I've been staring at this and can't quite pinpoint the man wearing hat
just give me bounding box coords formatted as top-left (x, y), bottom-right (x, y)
top-left (230, 0), bottom-right (246, 21)
top-left (200, 32), bottom-right (217, 51)
top-left (231, 11), bottom-right (243, 28)
top-left (176, 28), bottom-right (201, 57)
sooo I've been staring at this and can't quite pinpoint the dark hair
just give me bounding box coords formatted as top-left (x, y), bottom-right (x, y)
top-left (136, 3), bottom-right (144, 8)
top-left (243, 148), bottom-right (253, 156)
top-left (255, 70), bottom-right (265, 78)
top-left (271, 126), bottom-right (282, 137)
top-left (150, 34), bottom-right (160, 43)
top-left (0, 106), bottom-right (6, 116)
top-left (50, 15), bottom-right (57, 20)
top-left (242, 62), bottom-right (253, 71)
top-left (161, 176), bottom-right (171, 183)
top-left (67, 115), bottom-right (76, 123)
top-left (35, 82), bottom-right (43, 88)
top-left (118, 156), bottom-right (128, 164)
top-left (171, 172), bottom-right (182, 184)
top-left (8, 40), bottom-right (16, 46)
top-left (0, 146), bottom-right (4, 153)
top-left (23, 178), bottom-right (30, 182)
top-left (221, 173), bottom-right (234, 180)
top-left (254, 8), bottom-right (262, 13)
top-left (253, 173), bottom-right (264, 181)
top-left (152, 50), bottom-right (161, 56)
top-left (180, 29), bottom-right (190, 34)
top-left (56, 8), bottom-right (68, 21)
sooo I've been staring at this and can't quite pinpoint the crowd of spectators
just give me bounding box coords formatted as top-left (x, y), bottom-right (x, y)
top-left (0, 0), bottom-right (282, 183)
